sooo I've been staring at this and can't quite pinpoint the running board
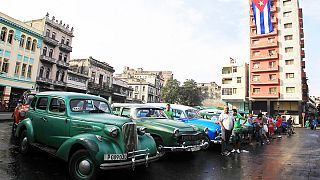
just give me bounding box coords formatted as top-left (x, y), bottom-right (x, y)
top-left (30, 142), bottom-right (57, 156)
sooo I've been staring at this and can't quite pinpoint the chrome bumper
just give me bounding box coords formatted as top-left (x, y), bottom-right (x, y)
top-left (100, 149), bottom-right (159, 170)
top-left (211, 133), bottom-right (222, 144)
top-left (159, 140), bottom-right (208, 152)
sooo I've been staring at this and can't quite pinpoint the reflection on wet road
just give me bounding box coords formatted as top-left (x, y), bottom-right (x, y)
top-left (0, 121), bottom-right (319, 180)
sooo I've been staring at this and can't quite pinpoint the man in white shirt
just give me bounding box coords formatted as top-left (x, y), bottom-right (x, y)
top-left (218, 106), bottom-right (234, 156)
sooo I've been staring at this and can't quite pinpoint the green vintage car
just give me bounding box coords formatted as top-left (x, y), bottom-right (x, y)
top-left (112, 104), bottom-right (209, 155)
top-left (15, 92), bottom-right (159, 180)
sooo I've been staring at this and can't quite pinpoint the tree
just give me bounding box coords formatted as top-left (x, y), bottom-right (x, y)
top-left (178, 79), bottom-right (203, 106)
top-left (160, 78), bottom-right (180, 104)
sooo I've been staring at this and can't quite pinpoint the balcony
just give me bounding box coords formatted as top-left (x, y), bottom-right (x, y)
top-left (301, 71), bottom-right (306, 78)
top-left (56, 60), bottom-right (70, 68)
top-left (251, 53), bottom-right (279, 61)
top-left (301, 61), bottom-right (305, 68)
top-left (43, 36), bottom-right (59, 46)
top-left (251, 92), bottom-right (280, 99)
top-left (250, 30), bottom-right (278, 38)
top-left (301, 49), bottom-right (305, 58)
top-left (251, 41), bottom-right (278, 50)
top-left (53, 80), bottom-right (66, 86)
top-left (251, 79), bottom-right (280, 85)
top-left (251, 65), bottom-right (279, 72)
top-left (40, 55), bottom-right (56, 64)
top-left (300, 39), bottom-right (305, 48)
top-left (59, 43), bottom-right (72, 52)
top-left (36, 77), bottom-right (53, 84)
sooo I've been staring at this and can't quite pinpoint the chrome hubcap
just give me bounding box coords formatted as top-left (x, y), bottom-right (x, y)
top-left (78, 160), bottom-right (91, 175)
top-left (21, 137), bottom-right (28, 151)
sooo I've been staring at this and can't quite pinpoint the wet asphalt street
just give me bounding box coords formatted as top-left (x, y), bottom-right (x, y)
top-left (0, 120), bottom-right (319, 180)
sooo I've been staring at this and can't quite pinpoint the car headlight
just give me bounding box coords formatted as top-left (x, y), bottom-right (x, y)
top-left (204, 127), bottom-right (208, 134)
top-left (173, 128), bottom-right (180, 137)
top-left (105, 127), bottom-right (118, 137)
top-left (137, 126), bottom-right (147, 135)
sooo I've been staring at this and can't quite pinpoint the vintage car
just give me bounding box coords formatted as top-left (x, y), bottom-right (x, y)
top-left (112, 103), bottom-right (210, 155)
top-left (15, 92), bottom-right (159, 180)
top-left (12, 91), bottom-right (36, 133)
top-left (147, 103), bottom-right (222, 145)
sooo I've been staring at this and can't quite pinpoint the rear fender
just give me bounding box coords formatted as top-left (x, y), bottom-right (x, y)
top-left (15, 118), bottom-right (35, 143)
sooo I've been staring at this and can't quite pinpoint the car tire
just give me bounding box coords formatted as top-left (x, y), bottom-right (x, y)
top-left (19, 129), bottom-right (29, 155)
top-left (153, 136), bottom-right (166, 158)
top-left (69, 149), bottom-right (100, 180)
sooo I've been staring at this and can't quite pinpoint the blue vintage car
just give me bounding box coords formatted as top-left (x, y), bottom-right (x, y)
top-left (147, 103), bottom-right (222, 145)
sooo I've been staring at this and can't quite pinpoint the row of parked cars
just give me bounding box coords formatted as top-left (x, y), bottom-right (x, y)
top-left (12, 91), bottom-right (222, 180)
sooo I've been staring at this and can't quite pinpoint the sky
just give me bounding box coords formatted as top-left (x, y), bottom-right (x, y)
top-left (0, 0), bottom-right (319, 96)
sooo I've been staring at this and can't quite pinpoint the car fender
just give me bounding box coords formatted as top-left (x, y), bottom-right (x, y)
top-left (15, 118), bottom-right (35, 143)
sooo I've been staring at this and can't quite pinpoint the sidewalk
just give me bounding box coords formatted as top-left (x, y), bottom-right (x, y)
top-left (0, 112), bottom-right (13, 121)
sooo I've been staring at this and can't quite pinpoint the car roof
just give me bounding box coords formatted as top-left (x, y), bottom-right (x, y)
top-left (146, 103), bottom-right (196, 111)
top-left (112, 103), bottom-right (161, 109)
top-left (36, 91), bottom-right (107, 101)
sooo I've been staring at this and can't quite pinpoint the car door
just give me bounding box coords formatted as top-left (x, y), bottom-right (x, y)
top-left (32, 96), bottom-right (49, 144)
top-left (44, 97), bottom-right (69, 149)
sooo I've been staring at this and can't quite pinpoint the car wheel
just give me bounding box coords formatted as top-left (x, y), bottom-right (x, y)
top-left (202, 135), bottom-right (210, 150)
top-left (19, 129), bottom-right (29, 155)
top-left (153, 136), bottom-right (166, 158)
top-left (69, 149), bottom-right (100, 180)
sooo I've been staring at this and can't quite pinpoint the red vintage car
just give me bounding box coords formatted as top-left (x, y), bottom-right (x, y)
top-left (12, 92), bottom-right (35, 133)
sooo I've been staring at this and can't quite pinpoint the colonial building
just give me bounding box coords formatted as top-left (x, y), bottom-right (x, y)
top-left (0, 12), bottom-right (42, 107)
top-left (249, 0), bottom-right (308, 124)
top-left (70, 57), bottom-right (114, 102)
top-left (112, 77), bottom-right (134, 103)
top-left (115, 67), bottom-right (166, 103)
top-left (25, 13), bottom-right (73, 91)
top-left (221, 60), bottom-right (249, 113)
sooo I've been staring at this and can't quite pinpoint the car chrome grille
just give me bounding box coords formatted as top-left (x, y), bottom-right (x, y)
top-left (122, 122), bottom-right (138, 153)
top-left (180, 133), bottom-right (203, 142)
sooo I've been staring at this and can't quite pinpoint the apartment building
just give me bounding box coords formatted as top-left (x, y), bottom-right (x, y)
top-left (197, 82), bottom-right (221, 100)
top-left (112, 78), bottom-right (134, 103)
top-left (221, 61), bottom-right (249, 112)
top-left (25, 13), bottom-right (74, 91)
top-left (249, 0), bottom-right (307, 124)
top-left (0, 12), bottom-right (42, 106)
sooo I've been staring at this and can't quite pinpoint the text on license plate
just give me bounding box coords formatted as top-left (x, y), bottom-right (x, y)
top-left (191, 146), bottom-right (201, 152)
top-left (104, 154), bottom-right (127, 161)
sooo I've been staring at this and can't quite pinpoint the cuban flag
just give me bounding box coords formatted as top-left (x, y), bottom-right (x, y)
top-left (252, 0), bottom-right (273, 35)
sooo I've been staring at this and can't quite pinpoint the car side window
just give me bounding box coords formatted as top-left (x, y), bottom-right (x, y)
top-left (36, 97), bottom-right (48, 110)
top-left (30, 96), bottom-right (37, 109)
top-left (172, 109), bottom-right (184, 118)
top-left (121, 108), bottom-right (131, 118)
top-left (49, 98), bottom-right (66, 113)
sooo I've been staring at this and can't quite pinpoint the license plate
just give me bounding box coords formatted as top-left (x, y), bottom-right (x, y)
top-left (104, 154), bottom-right (127, 161)
top-left (190, 146), bottom-right (201, 152)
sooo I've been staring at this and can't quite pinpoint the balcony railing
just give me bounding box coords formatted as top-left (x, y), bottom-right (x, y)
top-left (251, 92), bottom-right (280, 98)
top-left (43, 36), bottom-right (59, 46)
top-left (251, 79), bottom-right (280, 85)
top-left (56, 60), bottom-right (70, 68)
top-left (53, 80), bottom-right (66, 86)
top-left (251, 53), bottom-right (279, 61)
top-left (250, 41), bottom-right (278, 49)
top-left (251, 65), bottom-right (279, 72)
top-left (301, 61), bottom-right (305, 68)
top-left (40, 55), bottom-right (56, 64)
top-left (301, 49), bottom-right (305, 58)
top-left (59, 43), bottom-right (72, 52)
top-left (36, 77), bottom-right (53, 84)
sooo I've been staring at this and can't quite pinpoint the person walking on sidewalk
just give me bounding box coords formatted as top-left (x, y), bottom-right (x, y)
top-left (231, 109), bottom-right (246, 154)
top-left (218, 106), bottom-right (234, 156)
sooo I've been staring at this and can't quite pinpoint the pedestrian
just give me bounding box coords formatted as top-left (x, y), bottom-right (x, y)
top-left (245, 113), bottom-right (255, 145)
top-left (268, 116), bottom-right (275, 139)
top-left (164, 103), bottom-right (174, 120)
top-left (275, 114), bottom-right (283, 136)
top-left (218, 106), bottom-right (234, 156)
top-left (231, 109), bottom-right (246, 154)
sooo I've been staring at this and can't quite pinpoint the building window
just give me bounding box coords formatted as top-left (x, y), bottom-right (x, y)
top-left (268, 38), bottom-right (274, 43)
top-left (27, 65), bottom-right (32, 78)
top-left (66, 39), bottom-right (70, 46)
top-left (252, 75), bottom-right (260, 82)
top-left (285, 47), bottom-right (293, 53)
top-left (60, 71), bottom-right (65, 81)
top-left (237, 77), bottom-right (241, 83)
top-left (269, 74), bottom-right (277, 81)
top-left (56, 70), bottom-right (60, 81)
top-left (283, 0), bottom-right (291, 6)
top-left (135, 86), bottom-right (138, 92)
top-left (20, 35), bottom-right (26, 47)
top-left (63, 54), bottom-right (67, 62)
top-left (52, 32), bottom-right (56, 40)
top-left (253, 62), bottom-right (260, 69)
top-left (31, 39), bottom-right (37, 51)
top-left (42, 47), bottom-right (47, 56)
top-left (252, 39), bottom-right (259, 45)
top-left (58, 53), bottom-right (62, 61)
top-left (14, 62), bottom-right (21, 75)
top-left (284, 35), bottom-right (293, 40)
top-left (269, 61), bottom-right (275, 68)
top-left (222, 88), bottom-right (232, 95)
top-left (286, 73), bottom-right (294, 79)
top-left (26, 37), bottom-right (32, 50)
top-left (0, 27), bottom-right (7, 42)
top-left (283, 11), bottom-right (292, 17)
top-left (285, 59), bottom-right (294, 65)
top-left (91, 71), bottom-right (96, 82)
top-left (7, 30), bottom-right (14, 44)
top-left (286, 87), bottom-right (295, 93)
top-left (2, 58), bottom-right (9, 73)
top-left (49, 49), bottom-right (53, 57)
top-left (61, 36), bottom-right (65, 44)
top-left (253, 51), bottom-right (260, 56)
top-left (232, 88), bottom-right (237, 95)
top-left (284, 23), bottom-right (292, 28)
top-left (142, 95), bottom-right (145, 101)
top-left (142, 86), bottom-right (145, 92)
top-left (46, 29), bottom-right (50, 37)
top-left (21, 63), bottom-right (27, 77)
top-left (269, 87), bottom-right (277, 94)
top-left (232, 67), bottom-right (237, 73)
top-left (268, 49), bottom-right (275, 56)
top-left (46, 68), bottom-right (51, 79)
top-left (251, 28), bottom-right (256, 34)
top-left (253, 88), bottom-right (260, 93)
top-left (39, 66), bottom-right (44, 78)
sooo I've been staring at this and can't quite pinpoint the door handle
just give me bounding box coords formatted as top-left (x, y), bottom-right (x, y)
top-left (41, 117), bottom-right (48, 122)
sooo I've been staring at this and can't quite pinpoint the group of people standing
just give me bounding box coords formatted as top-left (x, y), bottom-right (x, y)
top-left (218, 106), bottom-right (289, 156)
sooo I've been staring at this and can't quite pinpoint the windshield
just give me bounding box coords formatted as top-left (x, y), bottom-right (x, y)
top-left (70, 99), bottom-right (111, 113)
top-left (131, 108), bottom-right (166, 119)
top-left (185, 109), bottom-right (201, 119)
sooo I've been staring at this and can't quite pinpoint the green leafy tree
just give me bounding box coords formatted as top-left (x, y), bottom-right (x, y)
top-left (160, 78), bottom-right (180, 104)
top-left (178, 79), bottom-right (203, 106)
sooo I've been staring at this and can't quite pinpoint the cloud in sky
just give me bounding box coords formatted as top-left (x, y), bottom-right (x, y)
top-left (0, 0), bottom-right (318, 96)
